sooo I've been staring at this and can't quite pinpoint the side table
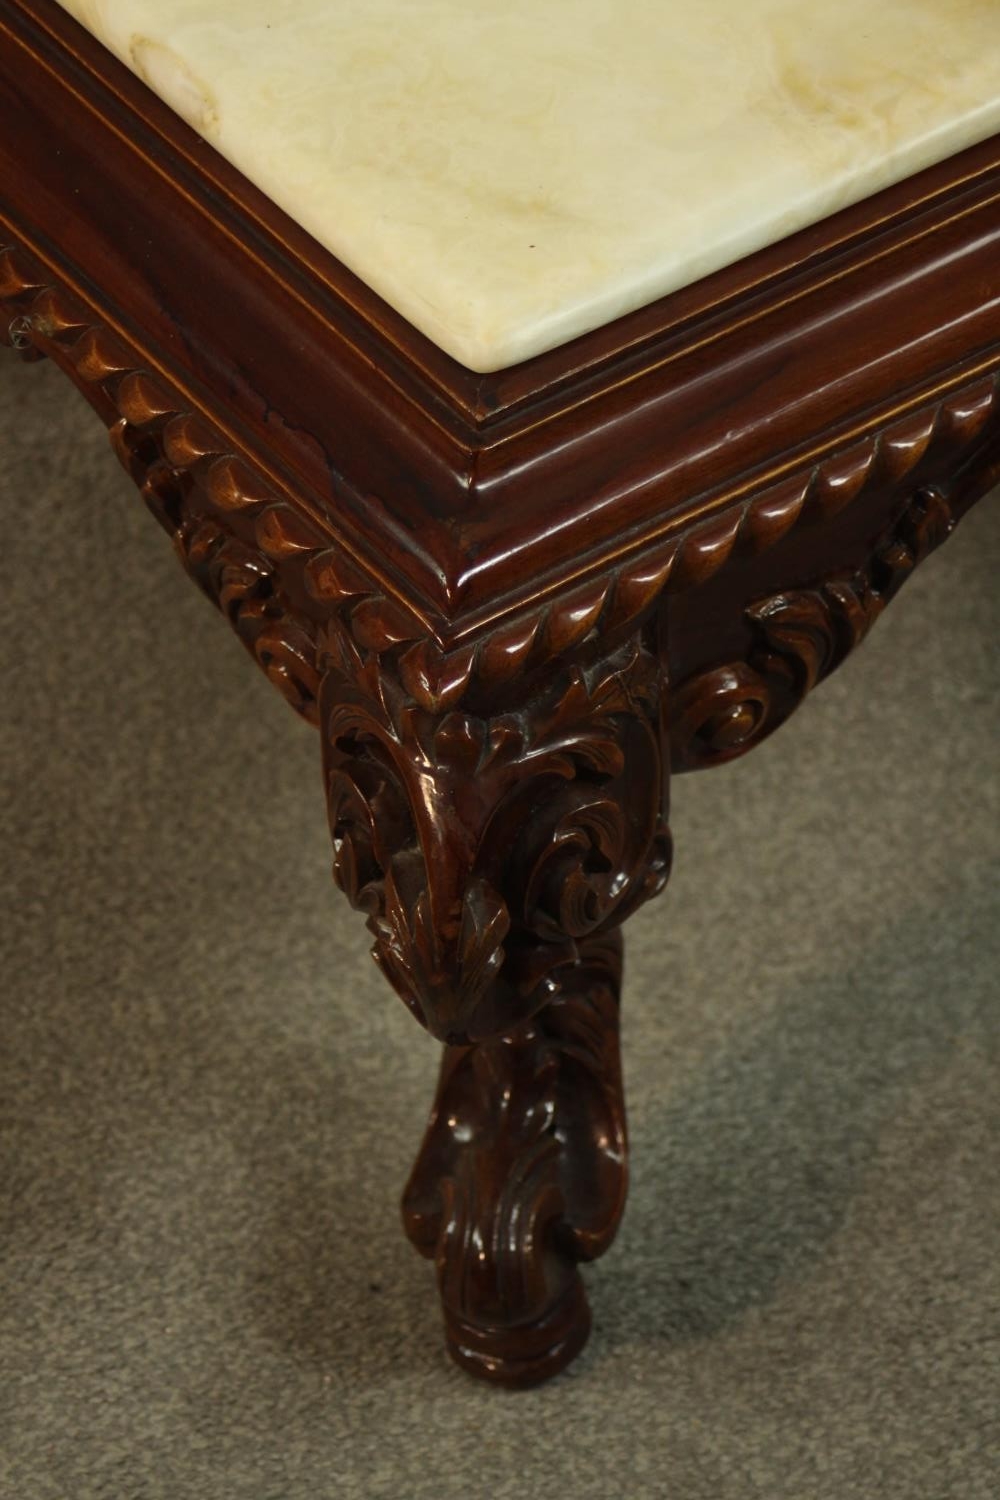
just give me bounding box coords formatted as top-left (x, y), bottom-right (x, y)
top-left (2, 0), bottom-right (998, 1385)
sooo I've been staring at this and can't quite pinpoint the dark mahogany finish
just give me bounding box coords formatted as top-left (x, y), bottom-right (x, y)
top-left (2, 0), bottom-right (998, 1386)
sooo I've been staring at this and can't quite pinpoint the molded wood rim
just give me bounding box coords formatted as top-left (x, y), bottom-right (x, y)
top-left (3, 0), bottom-right (1000, 639)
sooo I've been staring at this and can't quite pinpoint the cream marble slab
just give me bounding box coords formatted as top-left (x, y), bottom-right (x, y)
top-left (57, 1), bottom-right (1000, 372)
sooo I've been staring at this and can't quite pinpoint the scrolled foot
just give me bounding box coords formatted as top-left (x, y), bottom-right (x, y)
top-left (402, 932), bottom-right (626, 1386)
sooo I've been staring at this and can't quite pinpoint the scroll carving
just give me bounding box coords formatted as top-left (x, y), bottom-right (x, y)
top-left (403, 930), bottom-right (626, 1386)
top-left (671, 485), bottom-right (958, 770)
top-left (313, 579), bottom-right (670, 1384)
top-left (320, 620), bottom-right (671, 1044)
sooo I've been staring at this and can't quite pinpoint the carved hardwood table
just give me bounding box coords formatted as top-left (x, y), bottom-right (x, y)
top-left (3, 1), bottom-right (999, 1386)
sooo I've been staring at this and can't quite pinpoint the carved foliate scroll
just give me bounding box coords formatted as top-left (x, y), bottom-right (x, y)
top-left (403, 930), bottom-right (626, 1386)
top-left (320, 621), bottom-right (671, 1044)
top-left (671, 486), bottom-right (959, 770)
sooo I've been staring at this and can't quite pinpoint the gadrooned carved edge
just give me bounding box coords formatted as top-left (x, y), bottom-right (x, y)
top-left (670, 484), bottom-right (962, 770)
top-left (5, 238), bottom-right (1000, 710)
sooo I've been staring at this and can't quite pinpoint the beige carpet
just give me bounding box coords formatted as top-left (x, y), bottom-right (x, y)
top-left (1, 346), bottom-right (998, 1499)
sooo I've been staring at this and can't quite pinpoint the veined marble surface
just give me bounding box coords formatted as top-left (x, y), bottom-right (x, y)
top-left (57, 1), bottom-right (1000, 372)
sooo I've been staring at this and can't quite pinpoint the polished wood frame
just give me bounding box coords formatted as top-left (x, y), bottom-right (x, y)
top-left (3, 0), bottom-right (998, 1385)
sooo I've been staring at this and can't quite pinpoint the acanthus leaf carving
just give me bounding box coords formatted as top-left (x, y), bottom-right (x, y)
top-left (671, 485), bottom-right (961, 771)
top-left (402, 930), bottom-right (628, 1386)
top-left (319, 621), bottom-right (670, 1045)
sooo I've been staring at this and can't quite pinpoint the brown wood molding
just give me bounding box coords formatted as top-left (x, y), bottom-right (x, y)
top-left (3, 234), bottom-right (999, 707)
top-left (3, 0), bottom-right (1000, 636)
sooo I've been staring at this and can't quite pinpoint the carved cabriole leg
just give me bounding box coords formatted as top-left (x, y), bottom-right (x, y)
top-left (318, 622), bottom-right (671, 1383)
